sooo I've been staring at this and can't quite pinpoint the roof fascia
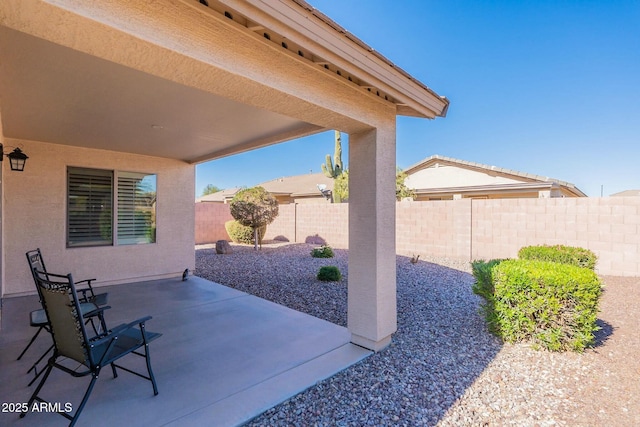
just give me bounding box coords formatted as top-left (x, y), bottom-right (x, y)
top-left (218, 0), bottom-right (448, 118)
top-left (414, 182), bottom-right (559, 196)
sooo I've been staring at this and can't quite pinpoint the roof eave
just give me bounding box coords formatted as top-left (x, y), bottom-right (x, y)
top-left (218, 0), bottom-right (448, 119)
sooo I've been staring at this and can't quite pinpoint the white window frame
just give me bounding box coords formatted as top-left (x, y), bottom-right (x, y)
top-left (67, 167), bottom-right (157, 248)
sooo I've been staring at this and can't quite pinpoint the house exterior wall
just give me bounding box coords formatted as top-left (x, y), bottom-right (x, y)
top-left (3, 139), bottom-right (195, 297)
top-left (405, 165), bottom-right (523, 189)
top-left (196, 197), bottom-right (640, 276)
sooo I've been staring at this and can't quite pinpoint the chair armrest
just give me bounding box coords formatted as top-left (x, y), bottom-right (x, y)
top-left (89, 316), bottom-right (153, 347)
top-left (76, 279), bottom-right (97, 297)
top-left (123, 315), bottom-right (153, 330)
top-left (80, 305), bottom-right (111, 319)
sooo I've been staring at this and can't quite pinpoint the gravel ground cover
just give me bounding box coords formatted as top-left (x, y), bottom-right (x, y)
top-left (195, 243), bottom-right (639, 426)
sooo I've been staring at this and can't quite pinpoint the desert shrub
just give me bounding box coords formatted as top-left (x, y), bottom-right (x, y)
top-left (471, 259), bottom-right (506, 301)
top-left (518, 245), bottom-right (597, 270)
top-left (317, 266), bottom-right (342, 282)
top-left (311, 245), bottom-right (334, 258)
top-left (491, 259), bottom-right (602, 352)
top-left (224, 220), bottom-right (266, 244)
top-left (230, 186), bottom-right (278, 249)
top-left (471, 259), bottom-right (506, 334)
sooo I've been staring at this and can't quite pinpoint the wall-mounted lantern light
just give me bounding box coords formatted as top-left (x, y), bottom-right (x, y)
top-left (0, 144), bottom-right (29, 171)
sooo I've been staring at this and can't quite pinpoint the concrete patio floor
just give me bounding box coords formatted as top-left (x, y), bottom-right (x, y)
top-left (0, 276), bottom-right (371, 426)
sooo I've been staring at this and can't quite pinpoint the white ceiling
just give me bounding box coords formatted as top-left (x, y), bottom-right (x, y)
top-left (0, 27), bottom-right (319, 163)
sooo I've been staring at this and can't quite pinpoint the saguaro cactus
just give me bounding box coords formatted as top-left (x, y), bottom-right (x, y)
top-left (321, 130), bottom-right (343, 203)
top-left (321, 130), bottom-right (343, 179)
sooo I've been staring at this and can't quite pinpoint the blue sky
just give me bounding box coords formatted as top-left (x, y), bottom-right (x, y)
top-left (196, 0), bottom-right (640, 197)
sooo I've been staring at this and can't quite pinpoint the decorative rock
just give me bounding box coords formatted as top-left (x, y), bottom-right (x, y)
top-left (215, 240), bottom-right (232, 254)
top-left (195, 245), bottom-right (631, 427)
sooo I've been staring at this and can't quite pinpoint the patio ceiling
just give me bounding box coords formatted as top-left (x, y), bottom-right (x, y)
top-left (0, 27), bottom-right (321, 164)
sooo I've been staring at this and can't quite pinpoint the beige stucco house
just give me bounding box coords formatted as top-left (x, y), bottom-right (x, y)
top-left (404, 155), bottom-right (586, 200)
top-left (611, 189), bottom-right (640, 197)
top-left (0, 0), bottom-right (448, 350)
top-left (197, 172), bottom-right (335, 204)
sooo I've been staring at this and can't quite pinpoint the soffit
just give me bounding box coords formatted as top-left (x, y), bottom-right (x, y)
top-left (0, 27), bottom-right (320, 163)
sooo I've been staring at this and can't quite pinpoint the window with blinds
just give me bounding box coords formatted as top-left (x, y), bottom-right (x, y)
top-left (67, 168), bottom-right (157, 247)
top-left (117, 172), bottom-right (156, 245)
top-left (67, 168), bottom-right (113, 247)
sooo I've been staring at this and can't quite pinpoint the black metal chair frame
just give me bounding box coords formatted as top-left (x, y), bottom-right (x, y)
top-left (18, 249), bottom-right (110, 386)
top-left (21, 271), bottom-right (161, 427)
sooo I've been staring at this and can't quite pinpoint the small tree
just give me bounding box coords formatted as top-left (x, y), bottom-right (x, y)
top-left (229, 186), bottom-right (279, 250)
top-left (396, 167), bottom-right (416, 201)
top-left (201, 184), bottom-right (222, 196)
top-left (330, 168), bottom-right (415, 202)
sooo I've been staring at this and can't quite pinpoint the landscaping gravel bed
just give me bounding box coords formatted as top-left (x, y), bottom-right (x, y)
top-left (195, 243), bottom-right (639, 426)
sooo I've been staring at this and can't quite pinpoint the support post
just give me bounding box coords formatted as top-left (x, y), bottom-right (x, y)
top-left (347, 123), bottom-right (397, 351)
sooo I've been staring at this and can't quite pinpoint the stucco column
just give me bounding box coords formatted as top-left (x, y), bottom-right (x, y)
top-left (347, 122), bottom-right (397, 351)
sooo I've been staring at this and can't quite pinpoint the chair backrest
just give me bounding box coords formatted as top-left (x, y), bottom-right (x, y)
top-left (26, 249), bottom-right (48, 301)
top-left (34, 270), bottom-right (89, 365)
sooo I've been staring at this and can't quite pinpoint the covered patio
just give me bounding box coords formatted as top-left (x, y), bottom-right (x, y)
top-left (0, 0), bottom-right (448, 352)
top-left (0, 276), bottom-right (370, 426)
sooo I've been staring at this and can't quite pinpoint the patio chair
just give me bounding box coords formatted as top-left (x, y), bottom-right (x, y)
top-left (18, 249), bottom-right (111, 386)
top-left (25, 248), bottom-right (108, 306)
top-left (21, 271), bottom-right (161, 427)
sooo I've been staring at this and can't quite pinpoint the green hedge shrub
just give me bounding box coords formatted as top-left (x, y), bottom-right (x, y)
top-left (317, 266), bottom-right (342, 282)
top-left (471, 259), bottom-right (505, 300)
top-left (471, 259), bottom-right (505, 335)
top-left (311, 245), bottom-right (334, 258)
top-left (518, 245), bottom-right (597, 270)
top-left (224, 220), bottom-right (266, 245)
top-left (491, 259), bottom-right (602, 352)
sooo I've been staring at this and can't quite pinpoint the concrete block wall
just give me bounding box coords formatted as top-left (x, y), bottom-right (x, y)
top-left (470, 197), bottom-right (640, 276)
top-left (265, 204), bottom-right (296, 242)
top-left (396, 200), bottom-right (471, 259)
top-left (295, 204), bottom-right (349, 247)
top-left (195, 197), bottom-right (640, 276)
top-left (194, 202), bottom-right (233, 244)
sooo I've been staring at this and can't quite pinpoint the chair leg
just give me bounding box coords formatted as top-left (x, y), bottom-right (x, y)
top-left (20, 361), bottom-right (54, 419)
top-left (27, 344), bottom-right (54, 386)
top-left (144, 344), bottom-right (159, 396)
top-left (17, 326), bottom-right (44, 360)
top-left (68, 373), bottom-right (99, 427)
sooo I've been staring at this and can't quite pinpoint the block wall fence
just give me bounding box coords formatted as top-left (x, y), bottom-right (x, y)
top-left (195, 197), bottom-right (640, 277)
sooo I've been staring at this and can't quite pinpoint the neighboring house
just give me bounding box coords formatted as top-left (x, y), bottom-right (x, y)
top-left (197, 187), bottom-right (242, 203)
top-left (197, 173), bottom-right (334, 204)
top-left (0, 0), bottom-right (448, 350)
top-left (611, 190), bottom-right (640, 197)
top-left (404, 155), bottom-right (587, 200)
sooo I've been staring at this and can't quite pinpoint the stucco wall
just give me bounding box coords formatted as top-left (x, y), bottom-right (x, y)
top-left (196, 197), bottom-right (640, 276)
top-left (405, 165), bottom-right (522, 188)
top-left (3, 139), bottom-right (195, 296)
